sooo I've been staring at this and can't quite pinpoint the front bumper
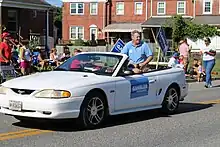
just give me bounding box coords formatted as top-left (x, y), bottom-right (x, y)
top-left (0, 93), bottom-right (84, 119)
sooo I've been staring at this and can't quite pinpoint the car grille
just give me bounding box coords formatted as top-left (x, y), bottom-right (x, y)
top-left (10, 88), bottom-right (35, 95)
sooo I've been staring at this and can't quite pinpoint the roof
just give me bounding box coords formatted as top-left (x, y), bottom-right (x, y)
top-left (142, 17), bottom-right (193, 27)
top-left (2, 0), bottom-right (52, 10)
top-left (102, 23), bottom-right (142, 32)
top-left (4, 0), bottom-right (51, 6)
top-left (193, 15), bottom-right (220, 25)
top-left (142, 17), bottom-right (169, 27)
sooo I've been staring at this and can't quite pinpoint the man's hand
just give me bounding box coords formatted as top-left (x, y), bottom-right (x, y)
top-left (134, 64), bottom-right (139, 68)
top-left (140, 56), bottom-right (153, 69)
top-left (133, 68), bottom-right (142, 74)
top-left (139, 62), bottom-right (145, 68)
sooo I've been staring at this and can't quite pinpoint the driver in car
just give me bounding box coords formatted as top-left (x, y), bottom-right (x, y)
top-left (121, 30), bottom-right (153, 74)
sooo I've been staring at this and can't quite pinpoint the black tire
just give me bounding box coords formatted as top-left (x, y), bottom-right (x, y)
top-left (14, 116), bottom-right (30, 123)
top-left (161, 86), bottom-right (179, 114)
top-left (78, 92), bottom-right (108, 129)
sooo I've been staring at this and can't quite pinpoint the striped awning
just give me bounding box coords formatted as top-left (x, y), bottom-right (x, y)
top-left (102, 23), bottom-right (142, 32)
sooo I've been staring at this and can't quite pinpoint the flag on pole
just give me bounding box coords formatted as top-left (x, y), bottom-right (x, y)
top-left (156, 27), bottom-right (169, 55)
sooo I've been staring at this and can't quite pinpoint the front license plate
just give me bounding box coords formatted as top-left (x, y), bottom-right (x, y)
top-left (9, 100), bottom-right (22, 111)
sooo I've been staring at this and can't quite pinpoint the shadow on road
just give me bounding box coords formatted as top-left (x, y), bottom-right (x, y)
top-left (212, 85), bottom-right (220, 88)
top-left (12, 102), bottom-right (213, 132)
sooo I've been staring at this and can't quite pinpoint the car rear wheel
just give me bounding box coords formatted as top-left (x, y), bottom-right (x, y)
top-left (161, 86), bottom-right (179, 114)
top-left (78, 92), bottom-right (107, 129)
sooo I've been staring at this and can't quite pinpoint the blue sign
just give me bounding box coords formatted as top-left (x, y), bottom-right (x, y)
top-left (157, 28), bottom-right (169, 55)
top-left (111, 38), bottom-right (125, 53)
top-left (130, 76), bottom-right (149, 99)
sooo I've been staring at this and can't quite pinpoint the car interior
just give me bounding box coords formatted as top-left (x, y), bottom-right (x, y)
top-left (117, 59), bottom-right (171, 76)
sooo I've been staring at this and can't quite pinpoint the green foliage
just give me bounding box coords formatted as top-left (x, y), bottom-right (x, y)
top-left (186, 23), bottom-right (220, 41)
top-left (54, 7), bottom-right (62, 23)
top-left (28, 38), bottom-right (40, 50)
top-left (67, 39), bottom-right (106, 46)
top-left (169, 15), bottom-right (188, 47)
top-left (165, 15), bottom-right (220, 49)
top-left (54, 7), bottom-right (62, 39)
top-left (69, 39), bottom-right (88, 46)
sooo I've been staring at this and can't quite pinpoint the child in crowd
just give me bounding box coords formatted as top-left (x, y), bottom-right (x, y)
top-left (168, 52), bottom-right (180, 68)
top-left (189, 58), bottom-right (205, 82)
top-left (73, 48), bottom-right (82, 56)
top-left (179, 55), bottom-right (184, 65)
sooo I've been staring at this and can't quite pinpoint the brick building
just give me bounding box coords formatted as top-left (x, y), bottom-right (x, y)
top-left (62, 0), bottom-right (220, 44)
top-left (0, 0), bottom-right (54, 45)
top-left (62, 0), bottom-right (107, 42)
top-left (193, 0), bottom-right (220, 25)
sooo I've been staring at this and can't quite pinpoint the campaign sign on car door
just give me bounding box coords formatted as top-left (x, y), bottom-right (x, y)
top-left (130, 77), bottom-right (149, 99)
top-left (111, 38), bottom-right (125, 53)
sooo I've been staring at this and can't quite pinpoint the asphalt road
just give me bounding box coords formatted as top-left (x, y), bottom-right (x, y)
top-left (1, 81), bottom-right (220, 147)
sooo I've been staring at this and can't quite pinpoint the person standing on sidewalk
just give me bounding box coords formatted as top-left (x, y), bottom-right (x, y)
top-left (200, 37), bottom-right (216, 88)
top-left (0, 32), bottom-right (12, 65)
top-left (0, 32), bottom-right (12, 82)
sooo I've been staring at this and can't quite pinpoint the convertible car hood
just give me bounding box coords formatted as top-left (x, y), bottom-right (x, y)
top-left (2, 71), bottom-right (113, 90)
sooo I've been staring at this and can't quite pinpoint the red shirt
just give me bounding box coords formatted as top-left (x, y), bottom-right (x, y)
top-left (70, 59), bottom-right (81, 69)
top-left (0, 42), bottom-right (12, 62)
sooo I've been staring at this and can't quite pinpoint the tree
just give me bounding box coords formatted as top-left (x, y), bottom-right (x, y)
top-left (53, 7), bottom-right (62, 41)
top-left (167, 15), bottom-right (188, 48)
top-left (165, 15), bottom-right (220, 49)
top-left (54, 7), bottom-right (62, 23)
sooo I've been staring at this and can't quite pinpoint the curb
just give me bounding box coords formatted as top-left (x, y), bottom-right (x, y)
top-left (186, 77), bottom-right (220, 83)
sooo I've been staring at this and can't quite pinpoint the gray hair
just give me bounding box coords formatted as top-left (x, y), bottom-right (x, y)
top-left (131, 30), bottom-right (140, 36)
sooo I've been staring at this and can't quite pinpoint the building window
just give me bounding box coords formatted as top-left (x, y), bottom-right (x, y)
top-left (203, 0), bottom-right (212, 14)
top-left (135, 2), bottom-right (143, 15)
top-left (7, 10), bottom-right (17, 33)
top-left (116, 2), bottom-right (124, 15)
top-left (157, 2), bottom-right (166, 15)
top-left (177, 1), bottom-right (186, 14)
top-left (90, 3), bottom-right (98, 15)
top-left (70, 26), bottom-right (84, 40)
top-left (70, 3), bottom-right (84, 15)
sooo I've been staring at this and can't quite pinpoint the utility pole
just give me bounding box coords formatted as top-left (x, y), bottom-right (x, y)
top-left (193, 0), bottom-right (196, 18)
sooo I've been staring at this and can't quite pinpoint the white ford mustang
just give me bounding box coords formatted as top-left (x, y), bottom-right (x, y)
top-left (0, 52), bottom-right (188, 128)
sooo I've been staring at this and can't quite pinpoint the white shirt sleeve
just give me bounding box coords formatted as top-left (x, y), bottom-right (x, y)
top-left (210, 45), bottom-right (216, 51)
top-left (168, 58), bottom-right (176, 67)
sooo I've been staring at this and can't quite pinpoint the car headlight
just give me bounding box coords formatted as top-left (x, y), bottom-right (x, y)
top-left (34, 90), bottom-right (71, 99)
top-left (0, 86), bottom-right (8, 95)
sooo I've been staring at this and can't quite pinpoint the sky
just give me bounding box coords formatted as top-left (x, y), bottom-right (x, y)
top-left (45, 0), bottom-right (62, 7)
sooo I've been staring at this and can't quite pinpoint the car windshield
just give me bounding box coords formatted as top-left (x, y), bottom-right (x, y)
top-left (55, 53), bottom-right (122, 76)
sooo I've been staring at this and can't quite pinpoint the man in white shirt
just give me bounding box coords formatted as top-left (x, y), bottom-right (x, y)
top-left (168, 52), bottom-right (180, 68)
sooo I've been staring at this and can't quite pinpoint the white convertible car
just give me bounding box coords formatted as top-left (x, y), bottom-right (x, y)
top-left (0, 52), bottom-right (188, 128)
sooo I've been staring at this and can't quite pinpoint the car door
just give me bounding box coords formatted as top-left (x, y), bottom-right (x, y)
top-left (114, 72), bottom-right (158, 111)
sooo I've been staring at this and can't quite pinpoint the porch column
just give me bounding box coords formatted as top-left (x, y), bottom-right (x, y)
top-left (141, 27), bottom-right (145, 40)
top-left (45, 9), bottom-right (49, 51)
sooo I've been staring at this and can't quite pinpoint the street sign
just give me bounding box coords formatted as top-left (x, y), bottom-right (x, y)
top-left (111, 38), bottom-right (125, 53)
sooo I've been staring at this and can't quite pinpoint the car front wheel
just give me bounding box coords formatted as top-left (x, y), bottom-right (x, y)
top-left (79, 92), bottom-right (107, 129)
top-left (161, 86), bottom-right (179, 114)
